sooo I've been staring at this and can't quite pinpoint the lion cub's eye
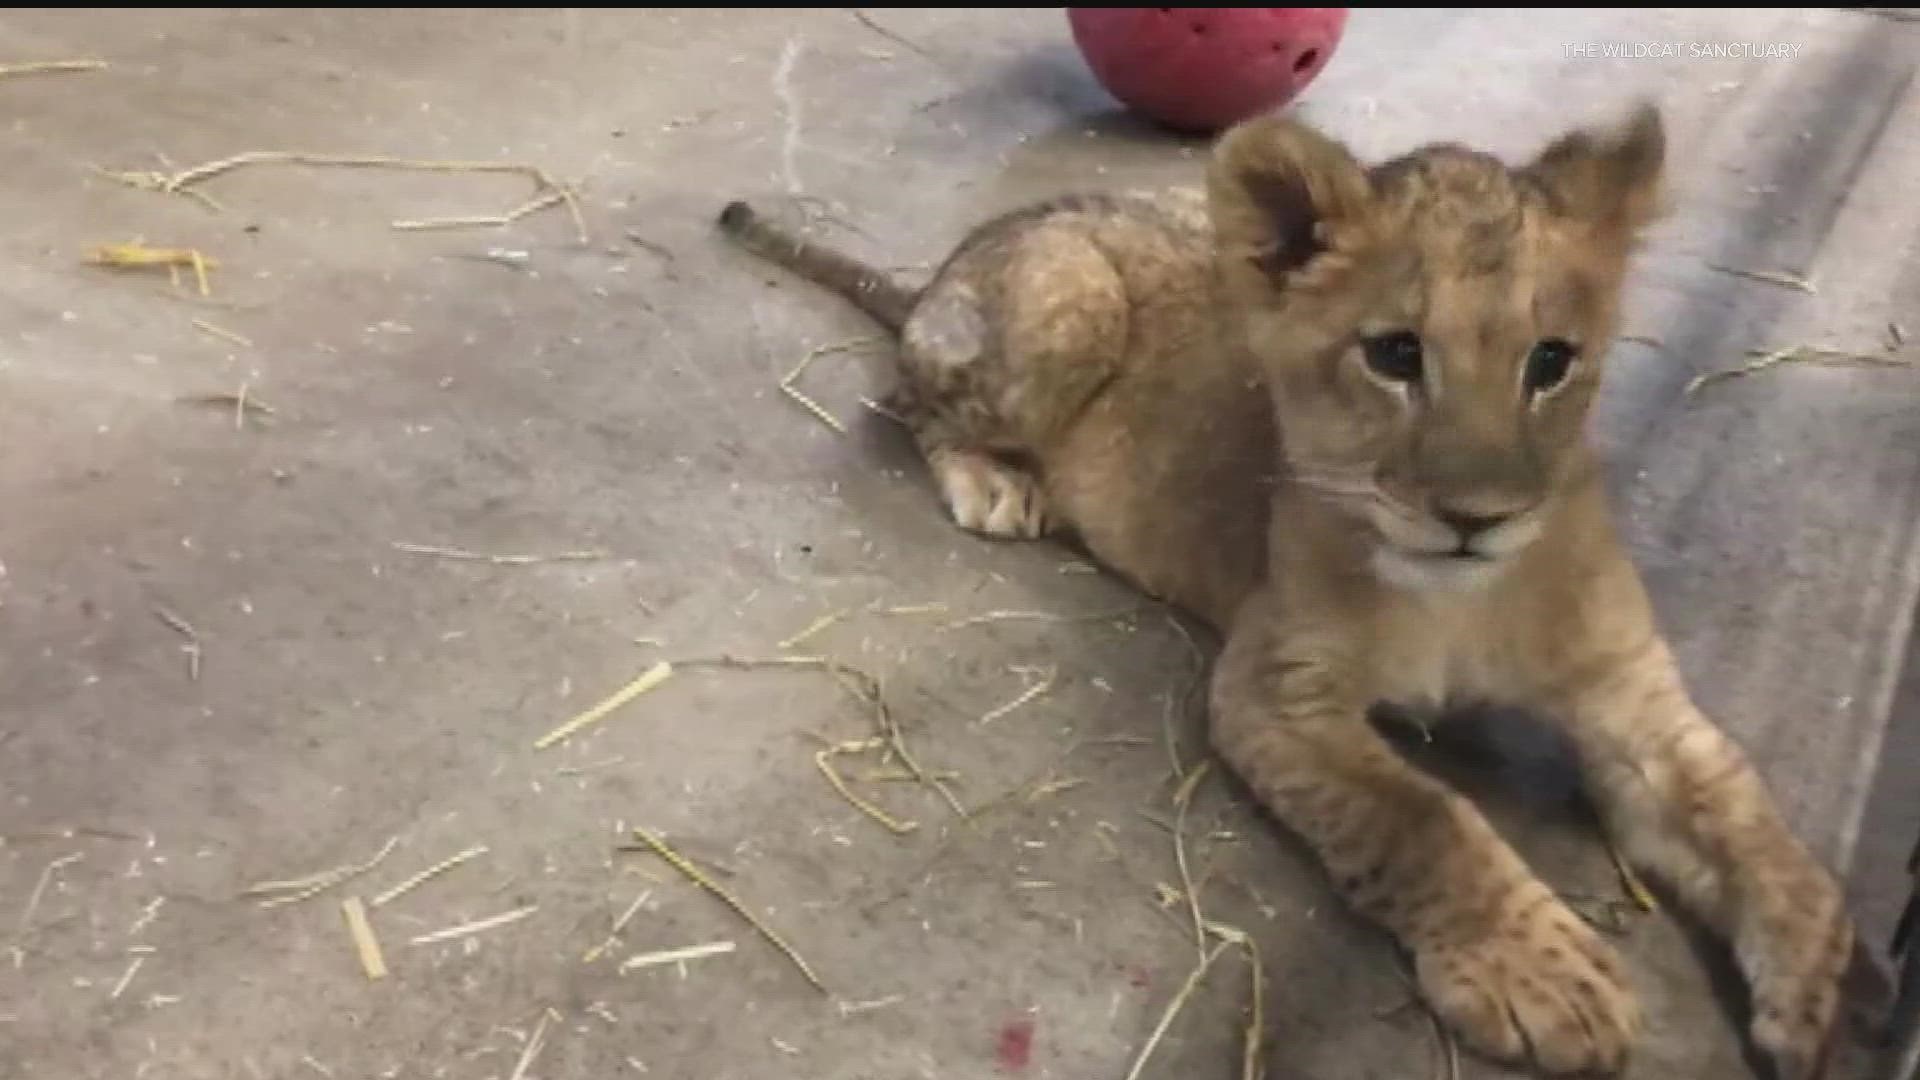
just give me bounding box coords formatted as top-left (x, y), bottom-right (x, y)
top-left (1524, 338), bottom-right (1579, 395)
top-left (1361, 331), bottom-right (1424, 384)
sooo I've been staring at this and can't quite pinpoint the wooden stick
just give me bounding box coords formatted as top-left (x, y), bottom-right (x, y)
top-left (0, 59), bottom-right (108, 77)
top-left (371, 845), bottom-right (487, 908)
top-left (393, 542), bottom-right (606, 566)
top-left (409, 904), bottom-right (537, 946)
top-left (1123, 938), bottom-right (1232, 1080)
top-left (629, 827), bottom-right (827, 993)
top-left (814, 740), bottom-right (918, 835)
top-left (507, 1012), bottom-right (550, 1080)
top-left (534, 662), bottom-right (673, 750)
top-left (619, 940), bottom-right (736, 972)
top-left (341, 896), bottom-right (388, 980)
top-left (978, 665), bottom-right (1056, 725)
top-left (245, 836), bottom-right (399, 907)
top-left (99, 150), bottom-right (588, 243)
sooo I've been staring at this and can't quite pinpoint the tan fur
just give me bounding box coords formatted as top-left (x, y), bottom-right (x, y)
top-left (717, 104), bottom-right (1852, 1078)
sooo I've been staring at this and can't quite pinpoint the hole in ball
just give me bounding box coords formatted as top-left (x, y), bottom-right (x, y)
top-left (1294, 48), bottom-right (1320, 73)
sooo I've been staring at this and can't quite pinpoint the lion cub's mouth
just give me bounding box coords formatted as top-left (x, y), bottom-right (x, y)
top-left (1373, 545), bottom-right (1508, 592)
top-left (1403, 545), bottom-right (1500, 567)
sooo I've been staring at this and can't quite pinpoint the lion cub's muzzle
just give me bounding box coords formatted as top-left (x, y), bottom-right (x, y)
top-left (1365, 497), bottom-right (1545, 592)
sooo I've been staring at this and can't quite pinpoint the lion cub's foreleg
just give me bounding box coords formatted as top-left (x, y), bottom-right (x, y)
top-left (1211, 592), bottom-right (1642, 1075)
top-left (1541, 625), bottom-right (1853, 1080)
top-left (888, 223), bottom-right (1127, 542)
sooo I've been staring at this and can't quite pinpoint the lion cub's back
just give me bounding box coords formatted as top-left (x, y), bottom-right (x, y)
top-left (928, 187), bottom-right (1210, 288)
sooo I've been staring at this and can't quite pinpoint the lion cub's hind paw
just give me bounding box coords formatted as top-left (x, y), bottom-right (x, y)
top-left (931, 448), bottom-right (1049, 540)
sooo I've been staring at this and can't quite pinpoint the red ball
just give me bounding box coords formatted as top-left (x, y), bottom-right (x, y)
top-left (1068, 8), bottom-right (1348, 134)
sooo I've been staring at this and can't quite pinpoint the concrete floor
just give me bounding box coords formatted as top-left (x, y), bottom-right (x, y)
top-left (3, 9), bottom-right (1920, 1080)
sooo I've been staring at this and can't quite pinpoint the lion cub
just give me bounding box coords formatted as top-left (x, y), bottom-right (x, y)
top-left (718, 105), bottom-right (1852, 1078)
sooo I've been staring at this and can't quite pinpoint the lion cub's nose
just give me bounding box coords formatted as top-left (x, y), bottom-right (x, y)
top-left (1435, 507), bottom-right (1514, 541)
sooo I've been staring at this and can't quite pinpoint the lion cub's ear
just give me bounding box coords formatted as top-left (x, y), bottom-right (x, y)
top-left (1525, 102), bottom-right (1666, 239)
top-left (1207, 113), bottom-right (1376, 283)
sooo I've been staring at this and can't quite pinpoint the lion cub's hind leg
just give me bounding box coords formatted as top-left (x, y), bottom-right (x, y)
top-left (892, 223), bottom-right (1129, 542)
top-left (918, 437), bottom-right (1052, 539)
top-left (889, 291), bottom-right (1052, 539)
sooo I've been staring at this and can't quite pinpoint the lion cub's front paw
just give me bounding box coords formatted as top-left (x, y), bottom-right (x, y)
top-left (1747, 871), bottom-right (1853, 1080)
top-left (1415, 884), bottom-right (1641, 1075)
top-left (930, 448), bottom-right (1049, 540)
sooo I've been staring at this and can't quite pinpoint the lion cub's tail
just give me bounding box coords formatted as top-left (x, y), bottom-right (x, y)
top-left (716, 201), bottom-right (919, 333)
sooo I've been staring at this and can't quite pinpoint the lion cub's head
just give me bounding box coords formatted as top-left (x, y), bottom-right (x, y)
top-left (1206, 105), bottom-right (1664, 592)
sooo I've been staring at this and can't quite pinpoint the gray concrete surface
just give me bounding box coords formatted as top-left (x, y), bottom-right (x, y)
top-left (3, 9), bottom-right (1919, 1080)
